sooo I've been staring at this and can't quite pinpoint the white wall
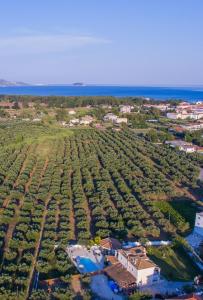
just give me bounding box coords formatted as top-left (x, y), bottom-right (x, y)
top-left (117, 252), bottom-right (160, 286)
top-left (195, 213), bottom-right (203, 228)
top-left (137, 267), bottom-right (160, 285)
top-left (117, 252), bottom-right (128, 268)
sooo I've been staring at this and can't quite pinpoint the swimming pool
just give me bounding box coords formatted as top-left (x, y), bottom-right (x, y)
top-left (77, 256), bottom-right (99, 273)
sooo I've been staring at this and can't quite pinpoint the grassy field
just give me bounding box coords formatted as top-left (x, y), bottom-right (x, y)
top-left (0, 120), bottom-right (73, 149)
top-left (148, 245), bottom-right (200, 281)
top-left (170, 199), bottom-right (196, 228)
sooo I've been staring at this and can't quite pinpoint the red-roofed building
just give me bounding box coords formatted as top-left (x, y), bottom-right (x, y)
top-left (100, 237), bottom-right (122, 255)
top-left (116, 246), bottom-right (160, 286)
top-left (0, 102), bottom-right (14, 108)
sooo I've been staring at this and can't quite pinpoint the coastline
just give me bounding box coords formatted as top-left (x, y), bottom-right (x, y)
top-left (0, 85), bottom-right (203, 101)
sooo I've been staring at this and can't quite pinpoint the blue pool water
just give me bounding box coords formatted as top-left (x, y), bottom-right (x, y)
top-left (77, 256), bottom-right (99, 273)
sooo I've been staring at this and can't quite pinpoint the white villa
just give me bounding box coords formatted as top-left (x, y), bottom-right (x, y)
top-left (103, 241), bottom-right (160, 292)
top-left (116, 246), bottom-right (160, 286)
top-left (67, 238), bottom-right (161, 295)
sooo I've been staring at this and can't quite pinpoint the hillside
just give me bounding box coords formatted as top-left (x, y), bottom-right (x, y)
top-left (0, 79), bottom-right (29, 87)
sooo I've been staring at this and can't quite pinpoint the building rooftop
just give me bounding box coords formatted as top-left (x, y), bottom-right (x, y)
top-left (165, 140), bottom-right (192, 147)
top-left (106, 255), bottom-right (119, 265)
top-left (100, 237), bottom-right (121, 250)
top-left (118, 246), bottom-right (146, 258)
top-left (118, 246), bottom-right (157, 270)
top-left (104, 262), bottom-right (136, 288)
top-left (135, 257), bottom-right (156, 270)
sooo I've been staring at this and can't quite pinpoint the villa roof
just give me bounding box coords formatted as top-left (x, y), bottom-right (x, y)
top-left (106, 255), bottom-right (119, 265)
top-left (118, 246), bottom-right (146, 259)
top-left (135, 257), bottom-right (156, 270)
top-left (100, 238), bottom-right (121, 250)
top-left (104, 262), bottom-right (136, 288)
top-left (118, 246), bottom-right (157, 270)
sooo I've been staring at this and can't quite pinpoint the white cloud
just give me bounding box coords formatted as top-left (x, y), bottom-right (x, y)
top-left (0, 34), bottom-right (111, 55)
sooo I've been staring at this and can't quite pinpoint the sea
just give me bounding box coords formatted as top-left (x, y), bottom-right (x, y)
top-left (0, 85), bottom-right (203, 102)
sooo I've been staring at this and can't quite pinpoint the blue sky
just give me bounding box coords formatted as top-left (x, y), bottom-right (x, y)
top-left (1, 0), bottom-right (203, 85)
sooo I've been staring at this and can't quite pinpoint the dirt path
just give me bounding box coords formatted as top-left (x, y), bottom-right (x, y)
top-left (0, 195), bottom-right (25, 272)
top-left (26, 195), bottom-right (51, 299)
top-left (71, 274), bottom-right (83, 296)
top-left (25, 165), bottom-right (37, 193)
top-left (0, 196), bottom-right (11, 213)
top-left (4, 198), bottom-right (23, 252)
top-left (13, 146), bottom-right (32, 188)
top-left (69, 170), bottom-right (77, 241)
top-left (75, 141), bottom-right (92, 235)
top-left (37, 159), bottom-right (49, 189)
top-left (55, 198), bottom-right (60, 242)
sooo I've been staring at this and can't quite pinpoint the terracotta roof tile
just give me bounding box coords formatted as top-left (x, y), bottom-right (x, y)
top-left (104, 262), bottom-right (136, 288)
top-left (100, 238), bottom-right (121, 250)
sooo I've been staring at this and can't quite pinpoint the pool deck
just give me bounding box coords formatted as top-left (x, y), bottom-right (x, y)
top-left (66, 245), bottom-right (104, 273)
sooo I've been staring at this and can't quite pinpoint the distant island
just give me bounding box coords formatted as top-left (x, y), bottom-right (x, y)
top-left (0, 79), bottom-right (29, 87)
top-left (73, 82), bottom-right (85, 86)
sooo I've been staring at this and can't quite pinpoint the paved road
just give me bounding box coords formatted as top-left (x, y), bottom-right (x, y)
top-left (139, 279), bottom-right (192, 296)
top-left (91, 275), bottom-right (193, 299)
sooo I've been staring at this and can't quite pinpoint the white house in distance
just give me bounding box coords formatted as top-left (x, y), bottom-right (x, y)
top-left (115, 117), bottom-right (128, 124)
top-left (103, 113), bottom-right (128, 124)
top-left (144, 103), bottom-right (172, 112)
top-left (69, 118), bottom-right (80, 125)
top-left (103, 113), bottom-right (118, 122)
top-left (68, 110), bottom-right (76, 115)
top-left (165, 140), bottom-right (197, 153)
top-left (120, 105), bottom-right (132, 114)
top-left (181, 123), bottom-right (203, 132)
top-left (179, 144), bottom-right (196, 153)
top-left (167, 110), bottom-right (203, 120)
top-left (80, 115), bottom-right (94, 125)
top-left (194, 212), bottom-right (203, 236)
